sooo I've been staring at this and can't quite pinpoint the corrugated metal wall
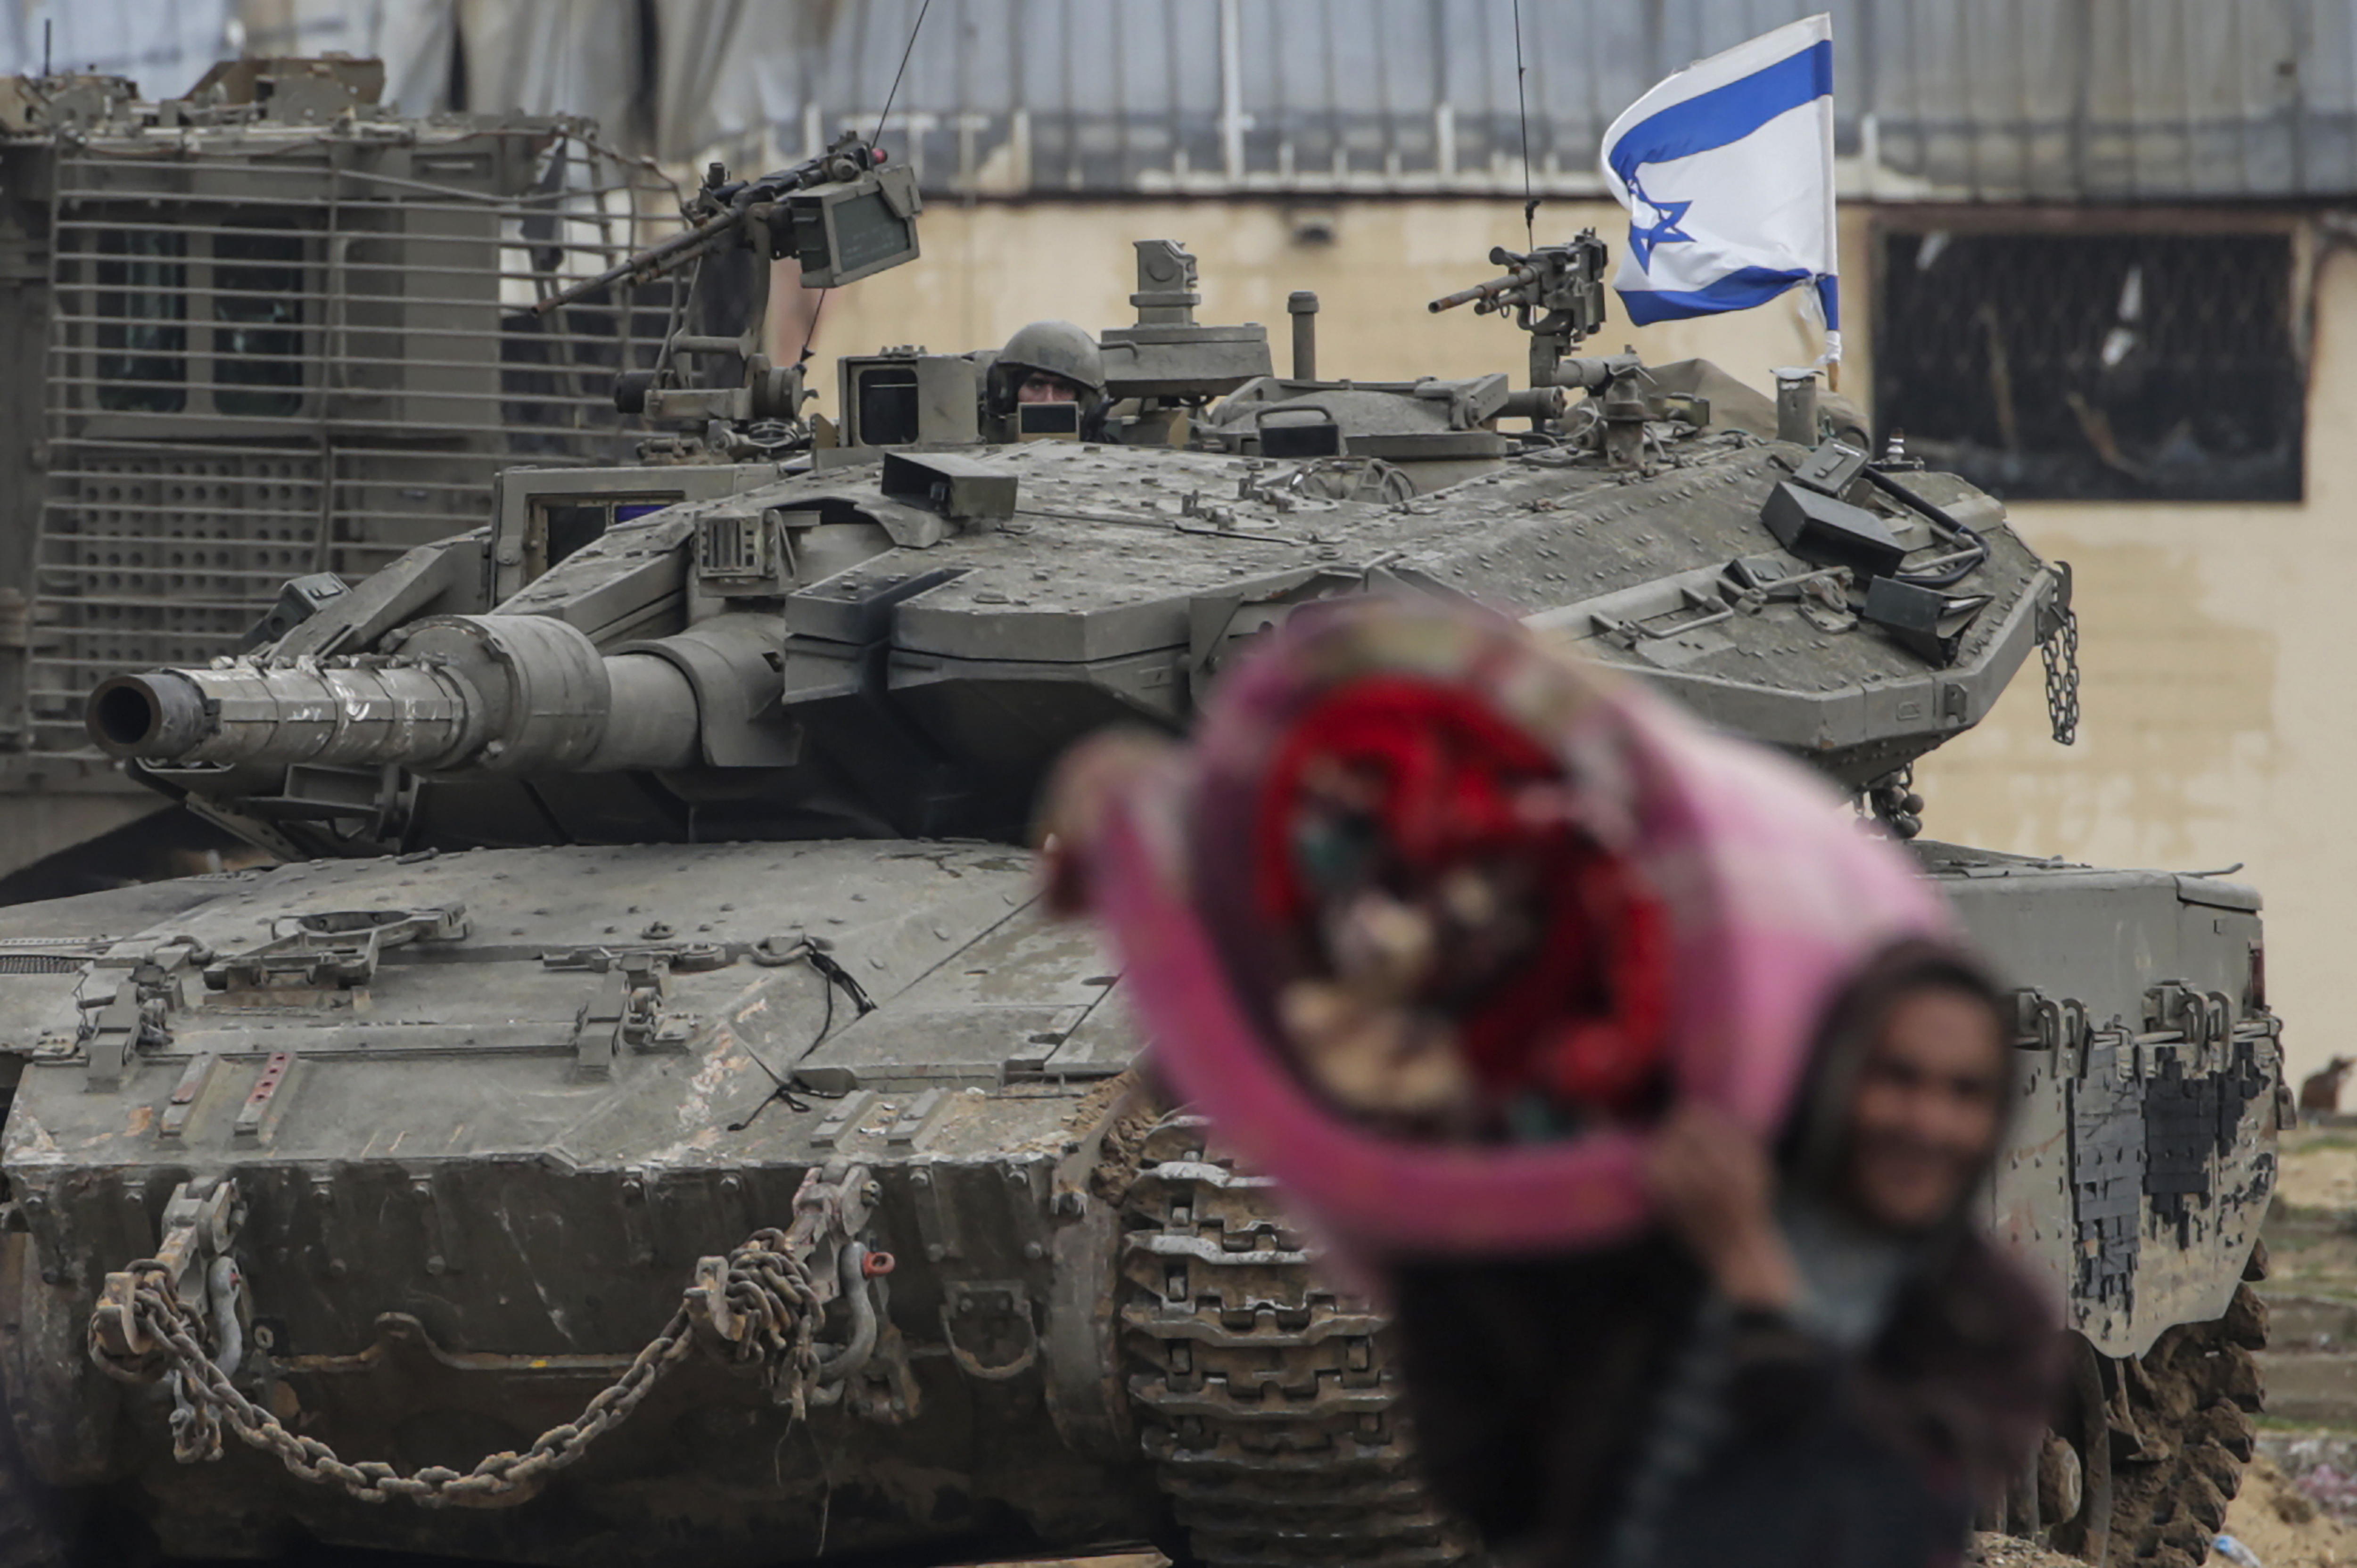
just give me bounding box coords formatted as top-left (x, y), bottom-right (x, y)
top-left (8, 0), bottom-right (2357, 201)
top-left (706, 0), bottom-right (2357, 201)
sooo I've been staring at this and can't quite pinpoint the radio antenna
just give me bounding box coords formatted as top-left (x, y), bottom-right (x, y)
top-left (1513, 0), bottom-right (1537, 248)
top-left (873, 0), bottom-right (933, 144)
top-left (801, 0), bottom-right (934, 365)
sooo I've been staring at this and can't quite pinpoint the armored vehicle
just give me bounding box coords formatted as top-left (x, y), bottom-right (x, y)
top-left (1, 144), bottom-right (2282, 1568)
top-left (0, 55), bottom-right (687, 885)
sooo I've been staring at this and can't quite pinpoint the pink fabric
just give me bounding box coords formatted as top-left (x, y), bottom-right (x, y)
top-left (1082, 603), bottom-right (1953, 1261)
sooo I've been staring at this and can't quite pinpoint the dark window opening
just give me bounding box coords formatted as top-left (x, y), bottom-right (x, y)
top-left (855, 365), bottom-right (920, 445)
top-left (525, 493), bottom-right (682, 581)
top-left (97, 230), bottom-right (188, 412)
top-left (536, 503), bottom-right (610, 573)
top-left (1259, 418), bottom-right (1342, 459)
top-left (214, 220), bottom-right (307, 417)
top-left (1874, 228), bottom-right (2302, 501)
top-left (1016, 401), bottom-right (1080, 437)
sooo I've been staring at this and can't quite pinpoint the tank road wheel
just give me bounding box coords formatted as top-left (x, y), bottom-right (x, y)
top-left (1118, 1113), bottom-right (1481, 1568)
top-left (2043, 1335), bottom-right (2115, 1565)
top-left (2104, 1273), bottom-right (2268, 1568)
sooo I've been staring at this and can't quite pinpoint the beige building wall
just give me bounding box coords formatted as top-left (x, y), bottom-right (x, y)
top-left (794, 198), bottom-right (1845, 403)
top-left (795, 200), bottom-right (2352, 1078)
top-left (1916, 250), bottom-right (2357, 1086)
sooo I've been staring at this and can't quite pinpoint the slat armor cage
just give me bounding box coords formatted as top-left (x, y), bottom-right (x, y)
top-left (18, 109), bottom-right (681, 755)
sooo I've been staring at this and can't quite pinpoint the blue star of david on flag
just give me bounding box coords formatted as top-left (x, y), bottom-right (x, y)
top-left (1599, 14), bottom-right (1842, 361)
top-left (1624, 180), bottom-right (1695, 271)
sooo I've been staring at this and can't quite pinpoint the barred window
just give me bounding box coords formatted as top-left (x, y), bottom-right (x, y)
top-left (1873, 227), bottom-right (2303, 502)
top-left (213, 219), bottom-right (307, 418)
top-left (96, 231), bottom-right (187, 413)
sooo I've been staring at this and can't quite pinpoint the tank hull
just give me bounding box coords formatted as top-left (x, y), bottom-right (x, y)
top-left (1935, 842), bottom-right (2281, 1357)
top-left (0, 845), bottom-right (1156, 1562)
top-left (0, 835), bottom-right (2280, 1562)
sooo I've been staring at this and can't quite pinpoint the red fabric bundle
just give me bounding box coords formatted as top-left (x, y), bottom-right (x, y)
top-left (1250, 676), bottom-right (1672, 1119)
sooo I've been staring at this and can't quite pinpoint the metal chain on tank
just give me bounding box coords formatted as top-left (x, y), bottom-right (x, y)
top-left (86, 1228), bottom-right (821, 1505)
top-left (1865, 765), bottom-right (1924, 840)
top-left (2041, 603), bottom-right (2082, 745)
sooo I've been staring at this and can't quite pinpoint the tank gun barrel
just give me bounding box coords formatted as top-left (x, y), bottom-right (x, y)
top-left (1427, 267), bottom-right (1541, 315)
top-left (88, 616), bottom-right (704, 776)
top-left (91, 664), bottom-right (475, 770)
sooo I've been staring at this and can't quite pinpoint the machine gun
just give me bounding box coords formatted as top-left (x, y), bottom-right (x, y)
top-left (538, 132), bottom-right (923, 438)
top-left (1429, 232), bottom-right (1610, 393)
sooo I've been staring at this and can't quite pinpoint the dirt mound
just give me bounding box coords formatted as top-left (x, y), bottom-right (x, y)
top-left (2216, 1454), bottom-right (2357, 1568)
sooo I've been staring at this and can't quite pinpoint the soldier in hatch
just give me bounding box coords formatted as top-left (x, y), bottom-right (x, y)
top-left (992, 320), bottom-right (1109, 427)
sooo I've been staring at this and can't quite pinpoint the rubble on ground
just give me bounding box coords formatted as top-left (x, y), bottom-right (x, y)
top-left (1969, 1532), bottom-right (2086, 1566)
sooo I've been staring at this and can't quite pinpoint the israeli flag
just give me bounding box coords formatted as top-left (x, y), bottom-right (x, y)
top-left (1599, 16), bottom-right (1841, 360)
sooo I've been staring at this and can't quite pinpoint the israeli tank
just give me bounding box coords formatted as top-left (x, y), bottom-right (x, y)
top-left (1, 145), bottom-right (2281, 1568)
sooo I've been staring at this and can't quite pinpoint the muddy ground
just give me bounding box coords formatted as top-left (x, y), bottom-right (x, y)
top-left (2216, 1121), bottom-right (2357, 1566)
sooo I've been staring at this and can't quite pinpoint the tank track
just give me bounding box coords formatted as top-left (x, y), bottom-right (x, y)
top-left (2105, 1274), bottom-right (2267, 1568)
top-left (1118, 1113), bottom-right (1479, 1568)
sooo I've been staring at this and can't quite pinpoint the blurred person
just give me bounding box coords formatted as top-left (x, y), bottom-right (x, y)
top-left (1040, 598), bottom-right (2060, 1568)
top-left (1391, 944), bottom-right (2055, 1568)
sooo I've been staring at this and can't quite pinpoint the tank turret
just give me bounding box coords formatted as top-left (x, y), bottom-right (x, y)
top-left (90, 216), bottom-right (2074, 847)
top-left (89, 387), bottom-right (2071, 850)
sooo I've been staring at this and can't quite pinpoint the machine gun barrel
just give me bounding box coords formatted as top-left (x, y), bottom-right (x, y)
top-left (534, 213), bottom-right (743, 316)
top-left (532, 137), bottom-right (890, 317)
top-left (1427, 267), bottom-right (1539, 314)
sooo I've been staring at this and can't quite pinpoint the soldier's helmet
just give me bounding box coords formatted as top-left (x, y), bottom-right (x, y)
top-left (989, 319), bottom-right (1107, 410)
